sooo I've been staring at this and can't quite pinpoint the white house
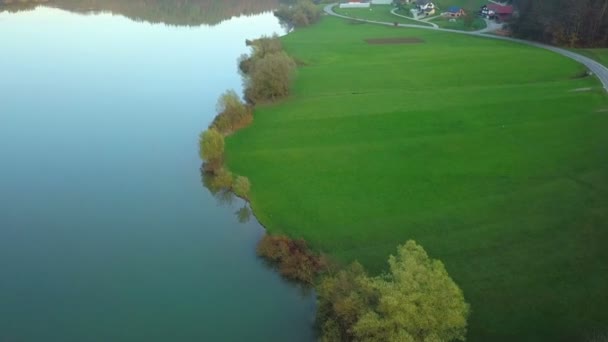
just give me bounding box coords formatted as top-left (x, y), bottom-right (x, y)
top-left (371, 0), bottom-right (393, 4)
top-left (339, 1), bottom-right (371, 9)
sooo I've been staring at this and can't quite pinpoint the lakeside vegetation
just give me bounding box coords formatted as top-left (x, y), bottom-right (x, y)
top-left (225, 15), bottom-right (608, 341)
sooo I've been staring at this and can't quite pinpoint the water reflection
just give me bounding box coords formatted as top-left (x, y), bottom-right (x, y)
top-left (235, 205), bottom-right (252, 223)
top-left (0, 0), bottom-right (289, 26)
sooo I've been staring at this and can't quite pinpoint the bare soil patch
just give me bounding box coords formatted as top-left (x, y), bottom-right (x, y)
top-left (365, 37), bottom-right (424, 45)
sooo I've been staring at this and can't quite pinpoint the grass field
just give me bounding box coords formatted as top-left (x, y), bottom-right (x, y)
top-left (334, 5), bottom-right (432, 26)
top-left (431, 15), bottom-right (486, 31)
top-left (226, 17), bottom-right (608, 341)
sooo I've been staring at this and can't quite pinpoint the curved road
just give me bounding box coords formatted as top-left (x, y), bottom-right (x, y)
top-left (325, 3), bottom-right (608, 91)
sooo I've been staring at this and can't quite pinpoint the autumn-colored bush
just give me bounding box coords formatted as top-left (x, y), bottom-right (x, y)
top-left (210, 90), bottom-right (253, 135)
top-left (244, 51), bottom-right (296, 104)
top-left (199, 128), bottom-right (224, 173)
top-left (317, 241), bottom-right (469, 342)
top-left (233, 176), bottom-right (251, 199)
top-left (257, 235), bottom-right (325, 284)
top-left (274, 0), bottom-right (321, 27)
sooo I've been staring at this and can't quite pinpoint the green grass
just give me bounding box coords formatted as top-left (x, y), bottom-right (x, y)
top-left (576, 48), bottom-right (608, 68)
top-left (431, 15), bottom-right (486, 31)
top-left (226, 17), bottom-right (608, 341)
top-left (333, 5), bottom-right (433, 26)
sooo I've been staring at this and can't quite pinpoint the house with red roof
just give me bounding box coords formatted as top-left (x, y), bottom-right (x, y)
top-left (487, 3), bottom-right (514, 21)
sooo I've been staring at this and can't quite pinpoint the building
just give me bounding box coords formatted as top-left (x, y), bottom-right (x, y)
top-left (487, 3), bottom-right (514, 21)
top-left (339, 0), bottom-right (371, 9)
top-left (445, 6), bottom-right (465, 17)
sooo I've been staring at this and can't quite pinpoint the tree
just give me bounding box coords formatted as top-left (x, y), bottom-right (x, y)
top-left (199, 128), bottom-right (224, 172)
top-left (317, 241), bottom-right (470, 342)
top-left (354, 241), bottom-right (469, 342)
top-left (210, 89), bottom-right (252, 134)
top-left (510, 0), bottom-right (608, 47)
top-left (317, 262), bottom-right (376, 342)
top-left (245, 51), bottom-right (296, 103)
top-left (233, 175), bottom-right (251, 199)
top-left (274, 0), bottom-right (321, 27)
top-left (257, 234), bottom-right (324, 284)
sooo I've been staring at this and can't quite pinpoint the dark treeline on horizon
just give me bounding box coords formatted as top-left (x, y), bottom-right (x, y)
top-left (511, 0), bottom-right (608, 47)
top-left (0, 0), bottom-right (288, 26)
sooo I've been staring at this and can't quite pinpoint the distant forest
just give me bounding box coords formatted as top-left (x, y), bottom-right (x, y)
top-left (511, 0), bottom-right (608, 47)
top-left (0, 0), bottom-right (285, 26)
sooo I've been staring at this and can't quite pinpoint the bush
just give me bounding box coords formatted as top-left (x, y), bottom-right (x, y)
top-left (240, 35), bottom-right (282, 75)
top-left (199, 128), bottom-right (224, 172)
top-left (275, 0), bottom-right (322, 27)
top-left (245, 51), bottom-right (296, 103)
top-left (210, 90), bottom-right (253, 134)
top-left (233, 176), bottom-right (251, 199)
top-left (211, 168), bottom-right (233, 190)
top-left (317, 241), bottom-right (470, 342)
top-left (257, 235), bottom-right (325, 284)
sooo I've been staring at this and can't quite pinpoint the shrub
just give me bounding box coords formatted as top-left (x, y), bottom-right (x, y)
top-left (257, 235), bottom-right (325, 284)
top-left (240, 35), bottom-right (283, 75)
top-left (245, 51), bottom-right (296, 103)
top-left (317, 241), bottom-right (470, 342)
top-left (199, 128), bottom-right (224, 172)
top-left (275, 0), bottom-right (322, 27)
top-left (210, 90), bottom-right (253, 134)
top-left (211, 168), bottom-right (233, 190)
top-left (233, 176), bottom-right (251, 199)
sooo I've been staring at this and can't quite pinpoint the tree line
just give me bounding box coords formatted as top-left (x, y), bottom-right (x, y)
top-left (510, 0), bottom-right (608, 47)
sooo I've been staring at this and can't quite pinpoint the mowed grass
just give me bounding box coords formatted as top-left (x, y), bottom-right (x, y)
top-left (226, 17), bottom-right (608, 341)
top-left (431, 15), bottom-right (486, 31)
top-left (334, 5), bottom-right (433, 26)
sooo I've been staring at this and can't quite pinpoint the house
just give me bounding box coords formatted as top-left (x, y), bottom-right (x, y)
top-left (371, 0), bottom-right (392, 4)
top-left (339, 0), bottom-right (371, 8)
top-left (445, 6), bottom-right (465, 17)
top-left (487, 3), bottom-right (514, 21)
top-left (417, 0), bottom-right (435, 11)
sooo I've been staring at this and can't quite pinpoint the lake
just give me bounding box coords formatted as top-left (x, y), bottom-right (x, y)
top-left (0, 3), bottom-right (315, 341)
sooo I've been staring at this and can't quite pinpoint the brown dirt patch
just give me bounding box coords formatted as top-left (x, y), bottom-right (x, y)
top-left (365, 37), bottom-right (424, 45)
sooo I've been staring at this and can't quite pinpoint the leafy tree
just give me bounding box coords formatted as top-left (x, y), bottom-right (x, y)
top-left (199, 128), bottom-right (224, 172)
top-left (354, 241), bottom-right (469, 342)
top-left (274, 0), bottom-right (321, 27)
top-left (211, 167), bottom-right (233, 189)
top-left (511, 0), bottom-right (608, 47)
top-left (210, 89), bottom-right (252, 134)
top-left (317, 262), bottom-right (376, 342)
top-left (317, 241), bottom-right (469, 342)
top-left (245, 51), bottom-right (296, 103)
top-left (257, 235), bottom-right (324, 284)
top-left (233, 175), bottom-right (251, 199)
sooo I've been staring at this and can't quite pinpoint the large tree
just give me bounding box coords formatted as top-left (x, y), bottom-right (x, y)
top-left (318, 241), bottom-right (470, 342)
top-left (511, 0), bottom-right (608, 47)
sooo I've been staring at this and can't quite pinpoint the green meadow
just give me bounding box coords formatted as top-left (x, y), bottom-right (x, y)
top-left (430, 15), bottom-right (486, 31)
top-left (333, 5), bottom-right (432, 26)
top-left (226, 17), bottom-right (608, 341)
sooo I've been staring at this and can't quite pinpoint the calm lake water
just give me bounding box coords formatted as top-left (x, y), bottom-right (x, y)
top-left (0, 5), bottom-right (315, 341)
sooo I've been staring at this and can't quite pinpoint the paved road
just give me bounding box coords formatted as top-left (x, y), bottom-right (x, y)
top-left (325, 3), bottom-right (608, 91)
